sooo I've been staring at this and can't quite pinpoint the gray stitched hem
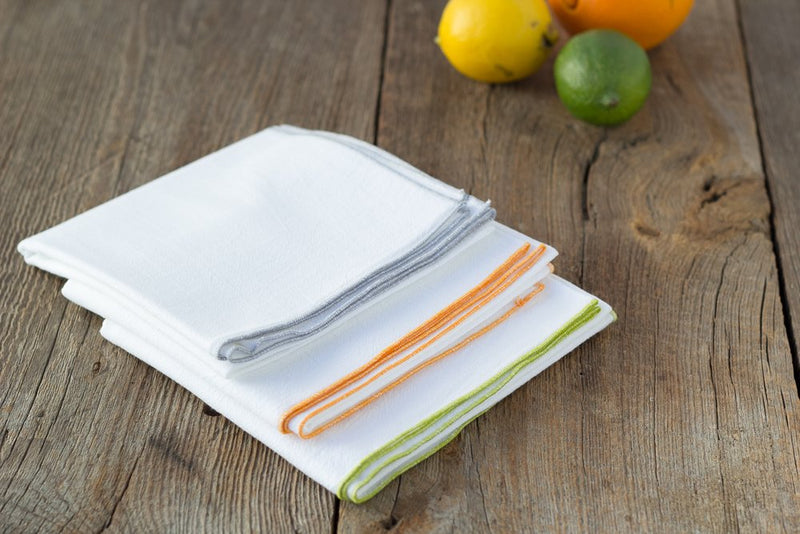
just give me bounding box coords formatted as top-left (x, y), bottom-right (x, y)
top-left (219, 204), bottom-right (495, 363)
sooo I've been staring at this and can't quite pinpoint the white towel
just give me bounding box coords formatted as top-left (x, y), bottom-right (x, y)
top-left (19, 126), bottom-right (493, 370)
top-left (18, 125), bottom-right (615, 502)
top-left (75, 274), bottom-right (612, 502)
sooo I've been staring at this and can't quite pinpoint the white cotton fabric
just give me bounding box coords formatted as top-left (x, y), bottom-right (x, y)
top-left (17, 125), bottom-right (615, 500)
top-left (55, 221), bottom-right (555, 416)
top-left (18, 126), bottom-right (493, 370)
top-left (72, 274), bottom-right (612, 497)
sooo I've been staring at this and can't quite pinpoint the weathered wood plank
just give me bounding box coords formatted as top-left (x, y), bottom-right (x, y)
top-left (338, 0), bottom-right (800, 531)
top-left (738, 0), bottom-right (800, 400)
top-left (0, 0), bottom-right (386, 531)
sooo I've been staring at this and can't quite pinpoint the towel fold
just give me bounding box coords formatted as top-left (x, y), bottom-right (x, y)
top-left (19, 125), bottom-right (494, 370)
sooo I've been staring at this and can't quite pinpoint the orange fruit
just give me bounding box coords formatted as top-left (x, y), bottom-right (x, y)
top-left (547, 0), bottom-right (694, 50)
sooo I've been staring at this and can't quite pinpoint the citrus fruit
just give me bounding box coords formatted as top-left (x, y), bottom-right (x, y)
top-left (547, 0), bottom-right (693, 50)
top-left (554, 29), bottom-right (651, 126)
top-left (437, 0), bottom-right (559, 83)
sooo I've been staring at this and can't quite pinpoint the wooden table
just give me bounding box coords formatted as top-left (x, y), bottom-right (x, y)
top-left (2, 0), bottom-right (798, 531)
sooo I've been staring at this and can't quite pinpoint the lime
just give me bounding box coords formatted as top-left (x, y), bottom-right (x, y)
top-left (554, 29), bottom-right (651, 126)
top-left (437, 0), bottom-right (559, 84)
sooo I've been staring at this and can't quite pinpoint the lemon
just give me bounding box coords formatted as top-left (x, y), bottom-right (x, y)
top-left (554, 29), bottom-right (652, 126)
top-left (437, 0), bottom-right (559, 83)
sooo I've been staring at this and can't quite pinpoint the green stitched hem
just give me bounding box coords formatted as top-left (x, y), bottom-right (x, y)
top-left (338, 299), bottom-right (605, 503)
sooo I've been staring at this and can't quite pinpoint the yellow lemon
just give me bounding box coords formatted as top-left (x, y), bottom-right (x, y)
top-left (437, 0), bottom-right (559, 83)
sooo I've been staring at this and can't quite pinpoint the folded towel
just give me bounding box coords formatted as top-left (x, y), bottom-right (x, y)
top-left (280, 242), bottom-right (549, 438)
top-left (55, 220), bottom-right (558, 395)
top-left (19, 126), bottom-right (494, 370)
top-left (18, 125), bottom-right (615, 502)
top-left (75, 274), bottom-right (612, 502)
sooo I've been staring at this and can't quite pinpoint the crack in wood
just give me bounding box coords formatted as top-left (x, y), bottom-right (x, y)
top-left (98, 452), bottom-right (141, 533)
top-left (548, 130), bottom-right (565, 193)
top-left (707, 236), bottom-right (743, 531)
top-left (759, 277), bottom-right (768, 361)
top-left (761, 340), bottom-right (771, 419)
top-left (665, 72), bottom-right (684, 97)
top-left (379, 479), bottom-right (401, 531)
top-left (468, 420), bottom-right (492, 532)
top-left (734, 0), bottom-right (800, 399)
top-left (329, 496), bottom-right (340, 534)
top-left (581, 134), bottom-right (605, 224)
top-left (708, 357), bottom-right (722, 442)
top-left (380, 513), bottom-right (399, 531)
top-left (780, 390), bottom-right (800, 473)
top-left (653, 299), bottom-right (661, 486)
top-left (0, 300), bottom-right (68, 514)
top-left (9, 313), bottom-right (91, 523)
top-left (476, 84), bottom-right (492, 196)
top-left (579, 347), bottom-right (590, 486)
top-left (373, 0), bottom-right (392, 145)
top-left (700, 189), bottom-right (728, 208)
top-left (707, 242), bottom-right (745, 444)
top-left (579, 133), bottom-right (607, 286)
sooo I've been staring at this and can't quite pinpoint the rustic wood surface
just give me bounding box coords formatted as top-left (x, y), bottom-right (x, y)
top-left (1, 0), bottom-right (798, 532)
top-left (739, 0), bottom-right (800, 402)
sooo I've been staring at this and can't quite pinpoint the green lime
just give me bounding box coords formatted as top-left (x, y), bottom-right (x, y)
top-left (554, 29), bottom-right (652, 126)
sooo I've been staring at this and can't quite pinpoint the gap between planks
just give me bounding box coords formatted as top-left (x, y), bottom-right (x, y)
top-left (733, 0), bottom-right (800, 398)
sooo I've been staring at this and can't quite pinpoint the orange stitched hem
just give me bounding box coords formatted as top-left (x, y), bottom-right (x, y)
top-left (279, 243), bottom-right (543, 433)
top-left (279, 242), bottom-right (547, 435)
top-left (297, 283), bottom-right (546, 438)
top-left (279, 243), bottom-right (535, 432)
top-left (279, 243), bottom-right (541, 433)
top-left (297, 253), bottom-right (542, 435)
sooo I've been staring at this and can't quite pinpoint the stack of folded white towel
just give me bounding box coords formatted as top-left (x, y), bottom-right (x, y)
top-left (18, 125), bottom-right (614, 502)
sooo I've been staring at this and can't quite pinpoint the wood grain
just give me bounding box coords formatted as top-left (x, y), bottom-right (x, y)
top-left (338, 0), bottom-right (800, 531)
top-left (0, 0), bottom-right (386, 531)
top-left (738, 0), bottom-right (800, 400)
